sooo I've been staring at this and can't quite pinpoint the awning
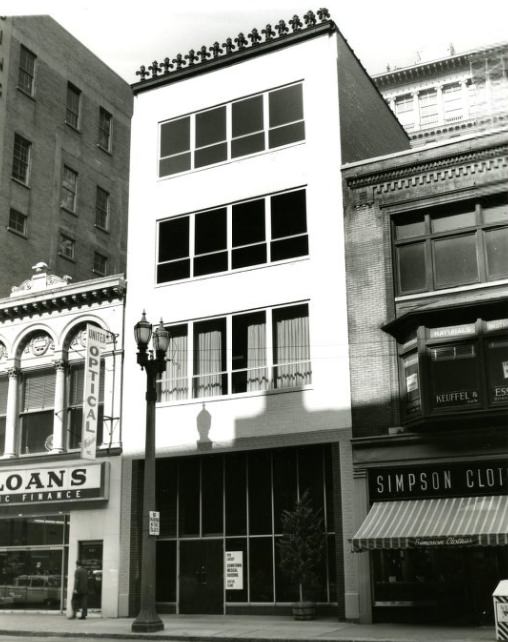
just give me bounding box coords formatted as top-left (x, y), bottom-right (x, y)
top-left (351, 495), bottom-right (508, 551)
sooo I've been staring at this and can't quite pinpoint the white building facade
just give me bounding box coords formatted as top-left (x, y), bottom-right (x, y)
top-left (123, 10), bottom-right (408, 619)
top-left (0, 263), bottom-right (126, 616)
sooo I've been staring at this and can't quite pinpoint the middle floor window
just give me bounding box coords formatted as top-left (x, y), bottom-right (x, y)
top-left (157, 188), bottom-right (308, 283)
top-left (157, 303), bottom-right (311, 403)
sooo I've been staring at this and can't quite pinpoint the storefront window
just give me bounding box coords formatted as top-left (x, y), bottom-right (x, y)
top-left (429, 342), bottom-right (481, 410)
top-left (486, 338), bottom-right (508, 404)
top-left (249, 537), bottom-right (273, 602)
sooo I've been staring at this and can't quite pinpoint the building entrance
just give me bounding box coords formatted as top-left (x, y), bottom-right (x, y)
top-left (179, 540), bottom-right (223, 614)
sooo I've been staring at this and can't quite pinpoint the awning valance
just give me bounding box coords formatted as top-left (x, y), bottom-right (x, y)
top-left (352, 495), bottom-right (508, 552)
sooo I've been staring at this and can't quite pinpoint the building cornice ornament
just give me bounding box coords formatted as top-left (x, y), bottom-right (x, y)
top-left (346, 143), bottom-right (508, 192)
top-left (132, 9), bottom-right (333, 93)
top-left (10, 262), bottom-right (72, 298)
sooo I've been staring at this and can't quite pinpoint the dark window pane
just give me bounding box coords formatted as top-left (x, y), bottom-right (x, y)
top-left (324, 446), bottom-right (335, 531)
top-left (159, 217), bottom-right (189, 262)
top-left (232, 95), bottom-right (263, 137)
top-left (232, 199), bottom-right (265, 247)
top-left (431, 209), bottom-right (475, 233)
top-left (271, 236), bottom-right (308, 262)
top-left (196, 107), bottom-right (226, 148)
top-left (433, 233), bottom-right (479, 288)
top-left (486, 338), bottom-right (508, 405)
top-left (156, 540), bottom-right (176, 602)
top-left (225, 538), bottom-right (248, 602)
top-left (194, 253), bottom-right (228, 276)
top-left (21, 411), bottom-right (53, 454)
top-left (248, 450), bottom-right (272, 535)
top-left (159, 153), bottom-right (191, 177)
top-left (394, 213), bottom-right (425, 240)
top-left (327, 534), bottom-right (337, 602)
top-left (231, 133), bottom-right (265, 158)
top-left (157, 260), bottom-right (190, 283)
top-left (269, 84), bottom-right (303, 127)
top-left (397, 242), bottom-right (427, 293)
top-left (195, 208), bottom-right (227, 254)
top-left (269, 122), bottom-right (305, 148)
top-left (161, 117), bottom-right (190, 157)
top-left (271, 190), bottom-right (307, 239)
top-left (225, 453), bottom-right (247, 535)
top-left (273, 449), bottom-right (297, 533)
top-left (402, 352), bottom-right (422, 419)
top-left (202, 456), bottom-right (223, 535)
top-left (0, 418), bottom-right (4, 457)
top-left (179, 458), bottom-right (200, 536)
top-left (232, 245), bottom-right (267, 269)
top-left (298, 446), bottom-right (324, 516)
top-left (156, 459), bottom-right (177, 536)
top-left (249, 537), bottom-right (273, 601)
top-left (483, 197), bottom-right (508, 224)
top-left (429, 343), bottom-right (480, 410)
top-left (194, 143), bottom-right (227, 168)
top-left (275, 536), bottom-right (299, 602)
top-left (485, 227), bottom-right (508, 279)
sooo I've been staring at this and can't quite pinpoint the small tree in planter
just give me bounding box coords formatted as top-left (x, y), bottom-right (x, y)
top-left (278, 490), bottom-right (325, 620)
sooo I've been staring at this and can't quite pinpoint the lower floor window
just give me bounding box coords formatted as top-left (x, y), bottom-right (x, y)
top-left (157, 303), bottom-right (311, 403)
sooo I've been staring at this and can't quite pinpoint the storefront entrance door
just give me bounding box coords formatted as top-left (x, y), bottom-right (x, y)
top-left (78, 540), bottom-right (103, 610)
top-left (179, 541), bottom-right (223, 614)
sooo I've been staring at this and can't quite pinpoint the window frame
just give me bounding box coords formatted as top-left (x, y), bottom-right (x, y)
top-left (60, 165), bottom-right (78, 213)
top-left (12, 134), bottom-right (32, 185)
top-left (18, 45), bottom-right (36, 96)
top-left (156, 302), bottom-right (311, 404)
top-left (159, 82), bottom-right (305, 177)
top-left (157, 187), bottom-right (308, 284)
top-left (65, 83), bottom-right (81, 130)
top-left (19, 368), bottom-right (56, 456)
top-left (58, 233), bottom-right (75, 261)
top-left (93, 251), bottom-right (108, 276)
top-left (98, 107), bottom-right (113, 151)
top-left (95, 186), bottom-right (110, 230)
top-left (392, 196), bottom-right (508, 296)
top-left (8, 208), bottom-right (28, 237)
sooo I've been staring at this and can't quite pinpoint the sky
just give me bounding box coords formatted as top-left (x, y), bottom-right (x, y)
top-left (2, 0), bottom-right (508, 83)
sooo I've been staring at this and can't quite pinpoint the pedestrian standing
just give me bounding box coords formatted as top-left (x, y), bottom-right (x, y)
top-left (70, 560), bottom-right (89, 619)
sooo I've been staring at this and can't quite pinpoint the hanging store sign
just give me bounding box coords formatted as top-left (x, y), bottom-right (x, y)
top-left (370, 460), bottom-right (508, 501)
top-left (82, 324), bottom-right (109, 460)
top-left (225, 551), bottom-right (243, 590)
top-left (0, 462), bottom-right (108, 506)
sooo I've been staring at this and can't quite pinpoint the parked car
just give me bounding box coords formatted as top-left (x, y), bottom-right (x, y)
top-left (8, 574), bottom-right (61, 607)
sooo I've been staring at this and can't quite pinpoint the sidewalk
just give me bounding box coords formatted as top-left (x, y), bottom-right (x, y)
top-left (0, 613), bottom-right (497, 642)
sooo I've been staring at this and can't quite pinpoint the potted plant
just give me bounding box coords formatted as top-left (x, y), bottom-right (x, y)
top-left (277, 490), bottom-right (325, 620)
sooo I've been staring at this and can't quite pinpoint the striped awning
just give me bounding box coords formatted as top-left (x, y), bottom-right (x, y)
top-left (351, 495), bottom-right (508, 552)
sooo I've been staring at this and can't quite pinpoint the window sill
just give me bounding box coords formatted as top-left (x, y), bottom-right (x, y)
top-left (65, 121), bottom-right (81, 134)
top-left (156, 383), bottom-right (313, 409)
top-left (94, 224), bottom-right (110, 234)
top-left (96, 143), bottom-right (112, 156)
top-left (11, 177), bottom-right (30, 189)
top-left (17, 86), bottom-right (36, 101)
top-left (60, 206), bottom-right (78, 217)
top-left (58, 253), bottom-right (75, 263)
top-left (91, 268), bottom-right (106, 277)
top-left (7, 226), bottom-right (28, 239)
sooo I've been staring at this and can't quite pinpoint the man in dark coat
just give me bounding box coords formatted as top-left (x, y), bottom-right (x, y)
top-left (70, 560), bottom-right (89, 619)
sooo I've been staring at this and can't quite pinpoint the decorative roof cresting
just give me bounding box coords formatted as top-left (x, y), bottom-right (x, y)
top-left (135, 8), bottom-right (331, 82)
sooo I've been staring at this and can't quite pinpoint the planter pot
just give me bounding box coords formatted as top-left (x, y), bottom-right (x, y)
top-left (292, 601), bottom-right (316, 620)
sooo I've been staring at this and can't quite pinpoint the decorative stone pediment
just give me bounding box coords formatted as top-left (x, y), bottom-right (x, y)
top-left (10, 262), bottom-right (72, 298)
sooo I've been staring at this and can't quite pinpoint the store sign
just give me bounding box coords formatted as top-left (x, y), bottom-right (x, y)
top-left (496, 601), bottom-right (508, 624)
top-left (149, 511), bottom-right (160, 536)
top-left (370, 460), bottom-right (508, 500)
top-left (225, 551), bottom-right (243, 590)
top-left (414, 536), bottom-right (476, 547)
top-left (429, 324), bottom-right (475, 339)
top-left (434, 389), bottom-right (479, 407)
top-left (0, 462), bottom-right (108, 506)
top-left (82, 325), bottom-right (109, 460)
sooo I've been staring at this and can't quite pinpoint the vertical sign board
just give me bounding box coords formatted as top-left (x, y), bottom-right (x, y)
top-left (81, 325), bottom-right (109, 460)
top-left (149, 511), bottom-right (160, 536)
top-left (225, 551), bottom-right (243, 590)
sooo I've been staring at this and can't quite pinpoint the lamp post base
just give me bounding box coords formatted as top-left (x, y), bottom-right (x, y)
top-left (131, 610), bottom-right (164, 632)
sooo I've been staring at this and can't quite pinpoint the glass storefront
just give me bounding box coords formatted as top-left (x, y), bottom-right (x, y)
top-left (135, 444), bottom-right (338, 613)
top-left (0, 515), bottom-right (69, 610)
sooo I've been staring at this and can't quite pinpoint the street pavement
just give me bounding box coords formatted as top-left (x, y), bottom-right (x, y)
top-left (0, 613), bottom-right (497, 642)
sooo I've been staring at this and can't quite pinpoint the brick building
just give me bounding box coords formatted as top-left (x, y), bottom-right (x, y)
top-left (0, 16), bottom-right (132, 298)
top-left (121, 8), bottom-right (408, 620)
top-left (343, 127), bottom-right (508, 624)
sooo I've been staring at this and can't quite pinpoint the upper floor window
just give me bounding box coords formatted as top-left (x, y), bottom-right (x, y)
top-left (20, 369), bottom-right (55, 455)
top-left (418, 88), bottom-right (438, 128)
top-left (98, 107), bottom-right (112, 151)
top-left (157, 188), bottom-right (308, 283)
top-left (393, 195), bottom-right (508, 295)
top-left (65, 83), bottom-right (81, 129)
top-left (93, 251), bottom-right (108, 276)
top-left (8, 209), bottom-right (28, 236)
top-left (0, 376), bottom-right (6, 457)
top-left (442, 83), bottom-right (463, 122)
top-left (394, 94), bottom-right (415, 130)
top-left (59, 233), bottom-right (75, 260)
top-left (18, 45), bottom-right (36, 95)
top-left (67, 363), bottom-right (104, 450)
top-left (157, 302), bottom-right (311, 403)
top-left (61, 165), bottom-right (78, 212)
top-left (159, 83), bottom-right (305, 177)
top-left (95, 187), bottom-right (110, 230)
top-left (12, 134), bottom-right (31, 185)
top-left (399, 321), bottom-right (508, 424)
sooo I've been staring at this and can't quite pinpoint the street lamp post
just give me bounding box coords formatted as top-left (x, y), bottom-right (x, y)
top-left (131, 311), bottom-right (169, 633)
